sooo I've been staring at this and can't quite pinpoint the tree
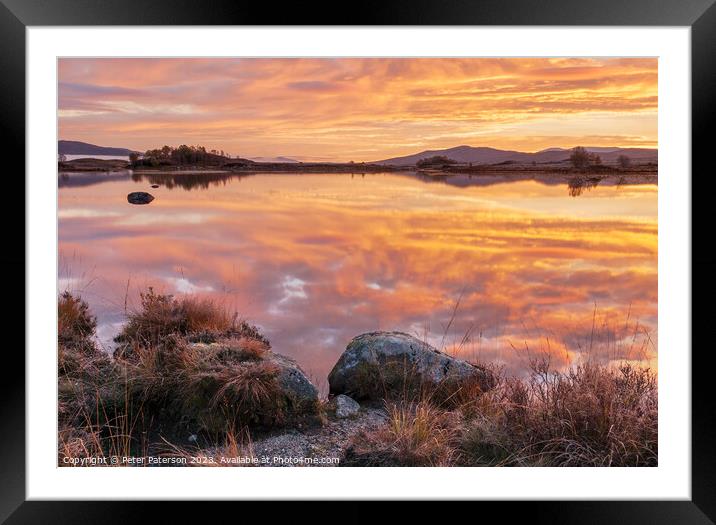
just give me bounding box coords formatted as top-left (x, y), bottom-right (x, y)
top-left (416, 155), bottom-right (458, 168)
top-left (617, 154), bottom-right (631, 168)
top-left (129, 152), bottom-right (140, 165)
top-left (58, 153), bottom-right (66, 162)
top-left (569, 146), bottom-right (591, 168)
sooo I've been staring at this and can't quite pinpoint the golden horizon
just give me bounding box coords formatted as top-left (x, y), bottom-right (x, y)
top-left (59, 57), bottom-right (658, 162)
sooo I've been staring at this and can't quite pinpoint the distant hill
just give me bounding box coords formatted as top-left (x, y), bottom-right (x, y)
top-left (375, 145), bottom-right (657, 166)
top-left (59, 140), bottom-right (139, 156)
top-left (249, 156), bottom-right (300, 163)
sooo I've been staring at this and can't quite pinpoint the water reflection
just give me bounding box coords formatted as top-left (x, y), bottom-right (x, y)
top-left (59, 170), bottom-right (655, 197)
top-left (59, 171), bottom-right (131, 188)
top-left (58, 171), bottom-right (657, 388)
top-left (567, 176), bottom-right (602, 197)
top-left (131, 171), bottom-right (254, 191)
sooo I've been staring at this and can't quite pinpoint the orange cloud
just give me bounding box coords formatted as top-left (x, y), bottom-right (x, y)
top-left (58, 58), bottom-right (657, 161)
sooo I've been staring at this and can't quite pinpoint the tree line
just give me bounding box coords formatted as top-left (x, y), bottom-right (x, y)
top-left (570, 146), bottom-right (632, 169)
top-left (130, 145), bottom-right (234, 167)
top-left (413, 148), bottom-right (633, 170)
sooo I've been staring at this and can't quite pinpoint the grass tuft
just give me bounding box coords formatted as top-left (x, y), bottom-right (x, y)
top-left (344, 400), bottom-right (460, 466)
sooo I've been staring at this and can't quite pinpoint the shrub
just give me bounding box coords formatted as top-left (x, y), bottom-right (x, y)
top-left (108, 286), bottom-right (317, 437)
top-left (57, 292), bottom-right (112, 389)
top-left (113, 288), bottom-right (271, 361)
top-left (570, 146), bottom-right (591, 168)
top-left (58, 289), bottom-right (315, 463)
top-left (112, 338), bottom-right (299, 440)
top-left (416, 155), bottom-right (458, 168)
top-left (58, 291), bottom-right (97, 345)
top-left (115, 288), bottom-right (234, 348)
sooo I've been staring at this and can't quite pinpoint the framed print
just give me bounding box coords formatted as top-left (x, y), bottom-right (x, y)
top-left (3, 0), bottom-right (715, 521)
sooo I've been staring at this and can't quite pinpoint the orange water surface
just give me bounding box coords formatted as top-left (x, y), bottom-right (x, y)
top-left (58, 171), bottom-right (657, 388)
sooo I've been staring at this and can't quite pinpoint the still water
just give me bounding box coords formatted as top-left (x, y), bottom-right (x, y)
top-left (58, 171), bottom-right (657, 388)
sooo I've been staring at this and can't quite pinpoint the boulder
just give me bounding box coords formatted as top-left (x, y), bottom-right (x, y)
top-left (328, 331), bottom-right (494, 400)
top-left (269, 352), bottom-right (320, 407)
top-left (333, 394), bottom-right (360, 418)
top-left (127, 191), bottom-right (154, 204)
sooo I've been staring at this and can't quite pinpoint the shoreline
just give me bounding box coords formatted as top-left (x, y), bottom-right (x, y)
top-left (58, 290), bottom-right (658, 468)
top-left (59, 158), bottom-right (658, 178)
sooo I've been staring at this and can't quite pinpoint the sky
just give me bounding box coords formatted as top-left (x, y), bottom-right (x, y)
top-left (58, 57), bottom-right (658, 162)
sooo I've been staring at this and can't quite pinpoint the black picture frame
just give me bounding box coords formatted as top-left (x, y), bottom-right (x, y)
top-left (2, 0), bottom-right (714, 521)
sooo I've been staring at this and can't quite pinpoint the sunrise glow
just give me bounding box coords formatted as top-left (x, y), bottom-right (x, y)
top-left (58, 58), bottom-right (658, 161)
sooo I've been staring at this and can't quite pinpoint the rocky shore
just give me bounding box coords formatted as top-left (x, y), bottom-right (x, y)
top-left (58, 290), bottom-right (657, 467)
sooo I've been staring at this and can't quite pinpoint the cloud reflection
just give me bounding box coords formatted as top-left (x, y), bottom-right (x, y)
top-left (58, 172), bottom-right (657, 386)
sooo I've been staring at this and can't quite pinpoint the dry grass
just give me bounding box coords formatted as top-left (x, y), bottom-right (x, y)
top-left (58, 368), bottom-right (149, 466)
top-left (58, 291), bottom-right (97, 341)
top-left (459, 358), bottom-right (658, 466)
top-left (469, 357), bottom-right (658, 467)
top-left (344, 400), bottom-right (460, 466)
top-left (210, 336), bottom-right (270, 362)
top-left (110, 336), bottom-right (297, 438)
top-left (58, 427), bottom-right (104, 465)
top-left (57, 289), bottom-right (317, 466)
top-left (160, 429), bottom-right (258, 467)
top-left (105, 288), bottom-right (298, 432)
top-left (345, 358), bottom-right (657, 467)
top-left (114, 288), bottom-right (245, 353)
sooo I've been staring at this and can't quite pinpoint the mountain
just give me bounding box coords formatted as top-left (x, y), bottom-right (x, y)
top-left (376, 146), bottom-right (532, 166)
top-left (375, 145), bottom-right (657, 166)
top-left (59, 140), bottom-right (139, 156)
top-left (249, 156), bottom-right (300, 163)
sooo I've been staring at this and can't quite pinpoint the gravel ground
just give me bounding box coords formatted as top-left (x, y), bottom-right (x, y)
top-left (247, 407), bottom-right (388, 467)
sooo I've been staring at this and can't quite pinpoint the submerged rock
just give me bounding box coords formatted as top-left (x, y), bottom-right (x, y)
top-left (333, 394), bottom-right (360, 418)
top-left (127, 191), bottom-right (154, 205)
top-left (328, 331), bottom-right (495, 400)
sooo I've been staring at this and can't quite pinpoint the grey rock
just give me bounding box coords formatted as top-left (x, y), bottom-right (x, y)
top-left (328, 331), bottom-right (494, 400)
top-left (269, 353), bottom-right (320, 408)
top-left (127, 191), bottom-right (154, 204)
top-left (334, 394), bottom-right (360, 418)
